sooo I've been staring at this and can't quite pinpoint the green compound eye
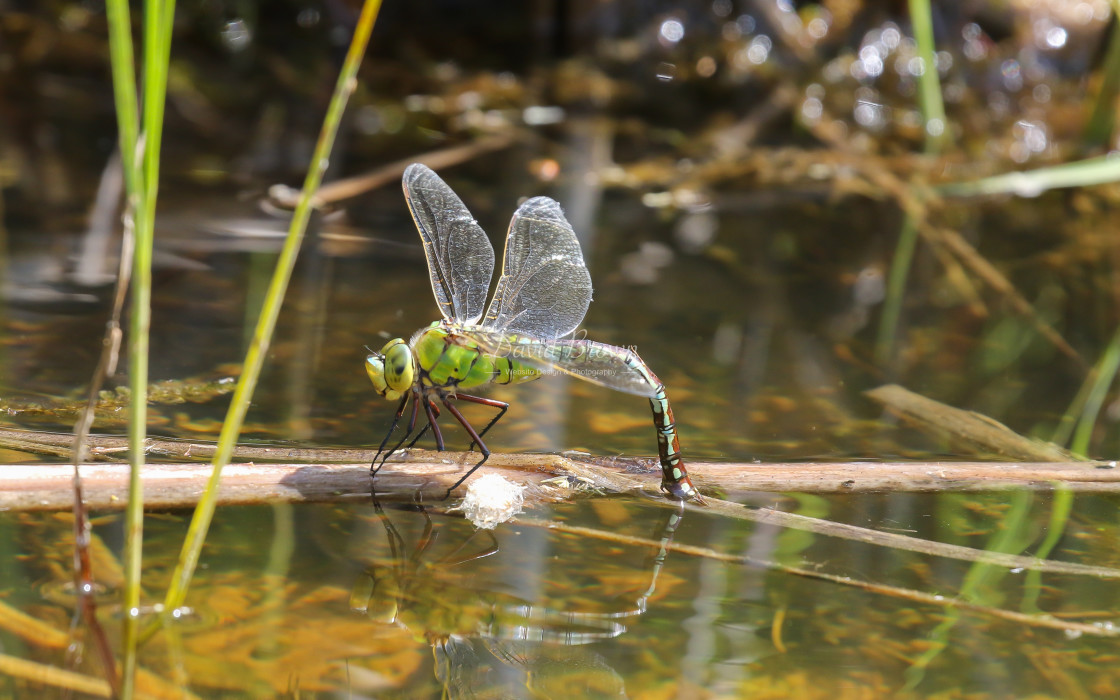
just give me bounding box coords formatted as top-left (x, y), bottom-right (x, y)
top-left (381, 339), bottom-right (414, 393)
top-left (366, 338), bottom-right (413, 401)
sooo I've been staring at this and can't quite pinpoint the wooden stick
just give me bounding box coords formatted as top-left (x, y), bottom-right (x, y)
top-left (2, 455), bottom-right (1118, 512)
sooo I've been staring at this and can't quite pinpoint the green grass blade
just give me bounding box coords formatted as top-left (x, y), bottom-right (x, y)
top-left (905, 491), bottom-right (1036, 690)
top-left (102, 3), bottom-right (144, 694)
top-left (119, 1), bottom-right (176, 696)
top-left (104, 2), bottom-right (140, 191)
top-left (939, 155), bottom-right (1120, 198)
top-left (1070, 325), bottom-right (1120, 456)
top-left (158, 0), bottom-right (385, 620)
top-left (1053, 325), bottom-right (1120, 449)
top-left (106, 0), bottom-right (141, 690)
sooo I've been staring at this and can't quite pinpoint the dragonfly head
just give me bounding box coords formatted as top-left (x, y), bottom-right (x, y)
top-left (365, 338), bottom-right (414, 401)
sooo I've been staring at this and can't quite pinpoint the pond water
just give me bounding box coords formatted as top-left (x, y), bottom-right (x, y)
top-left (2, 158), bottom-right (1118, 698)
top-left (4, 2), bottom-right (1120, 698)
top-left (3, 490), bottom-right (1120, 697)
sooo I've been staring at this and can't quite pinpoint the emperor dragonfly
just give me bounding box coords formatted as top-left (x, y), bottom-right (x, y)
top-left (365, 164), bottom-right (701, 502)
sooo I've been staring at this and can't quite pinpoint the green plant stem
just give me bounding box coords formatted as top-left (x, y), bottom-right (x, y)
top-left (877, 1), bottom-right (947, 368)
top-left (158, 0), bottom-right (384, 622)
top-left (104, 3), bottom-right (140, 191)
top-left (104, 1), bottom-right (143, 695)
top-left (907, 0), bottom-right (947, 153)
top-left (1054, 324), bottom-right (1120, 449)
top-left (905, 491), bottom-right (1035, 690)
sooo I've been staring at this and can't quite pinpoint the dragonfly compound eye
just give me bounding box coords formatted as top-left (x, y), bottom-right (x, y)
top-left (366, 338), bottom-right (413, 401)
top-left (380, 339), bottom-right (415, 395)
top-left (365, 353), bottom-right (394, 399)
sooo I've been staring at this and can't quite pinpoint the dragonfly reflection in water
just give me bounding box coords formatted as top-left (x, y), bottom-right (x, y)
top-left (365, 164), bottom-right (702, 501)
top-left (348, 501), bottom-right (683, 697)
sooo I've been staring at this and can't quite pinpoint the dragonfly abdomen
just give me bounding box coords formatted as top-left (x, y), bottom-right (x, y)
top-left (491, 355), bottom-right (541, 386)
top-left (620, 349), bottom-right (701, 502)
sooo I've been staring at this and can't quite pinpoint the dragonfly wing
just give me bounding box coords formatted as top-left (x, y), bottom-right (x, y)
top-left (465, 329), bottom-right (660, 397)
top-left (403, 164), bottom-right (495, 324)
top-left (482, 196), bottom-right (592, 339)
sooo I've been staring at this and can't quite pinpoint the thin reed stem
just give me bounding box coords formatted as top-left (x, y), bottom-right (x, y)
top-left (876, 0), bottom-right (950, 368)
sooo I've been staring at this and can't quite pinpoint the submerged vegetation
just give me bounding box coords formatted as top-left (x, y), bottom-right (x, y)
top-left (2, 0), bottom-right (1120, 697)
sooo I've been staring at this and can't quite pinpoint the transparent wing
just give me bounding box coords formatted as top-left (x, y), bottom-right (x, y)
top-left (462, 328), bottom-right (660, 397)
top-left (482, 196), bottom-right (592, 339)
top-left (403, 163), bottom-right (495, 324)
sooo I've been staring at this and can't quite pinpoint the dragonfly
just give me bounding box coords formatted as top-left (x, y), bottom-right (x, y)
top-left (365, 163), bottom-right (701, 502)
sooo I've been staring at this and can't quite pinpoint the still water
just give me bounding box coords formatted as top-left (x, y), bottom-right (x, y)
top-left (2, 165), bottom-right (1119, 697)
top-left (3, 489), bottom-right (1119, 697)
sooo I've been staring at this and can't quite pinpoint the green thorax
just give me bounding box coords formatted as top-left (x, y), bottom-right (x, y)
top-left (410, 321), bottom-right (540, 391)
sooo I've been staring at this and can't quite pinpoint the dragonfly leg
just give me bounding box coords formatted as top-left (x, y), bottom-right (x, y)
top-left (424, 397), bottom-right (446, 451)
top-left (412, 398), bottom-right (441, 448)
top-left (373, 393), bottom-right (420, 476)
top-left (404, 423), bottom-right (431, 449)
top-left (439, 396), bottom-right (491, 498)
top-left (372, 393), bottom-right (412, 475)
top-left (372, 498), bottom-right (407, 565)
top-left (405, 401), bottom-right (439, 449)
top-left (453, 393), bottom-right (509, 451)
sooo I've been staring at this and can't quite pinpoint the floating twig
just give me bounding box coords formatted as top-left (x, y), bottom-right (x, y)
top-left (866, 384), bottom-right (1083, 462)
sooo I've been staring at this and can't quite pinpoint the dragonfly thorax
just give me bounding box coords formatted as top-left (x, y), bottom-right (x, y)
top-left (410, 321), bottom-right (517, 391)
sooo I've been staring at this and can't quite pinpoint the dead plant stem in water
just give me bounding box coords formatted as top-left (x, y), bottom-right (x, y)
top-left (66, 160), bottom-right (131, 697)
